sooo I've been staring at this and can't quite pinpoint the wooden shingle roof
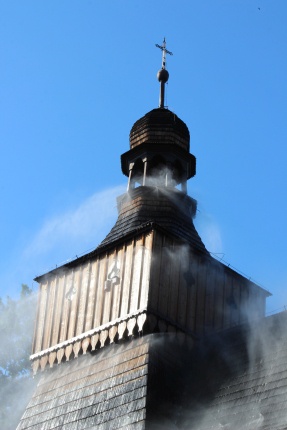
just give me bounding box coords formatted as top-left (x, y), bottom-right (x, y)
top-left (98, 186), bottom-right (208, 255)
top-left (18, 313), bottom-right (287, 429)
top-left (180, 311), bottom-right (287, 429)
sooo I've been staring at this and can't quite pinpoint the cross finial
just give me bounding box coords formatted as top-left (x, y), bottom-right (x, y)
top-left (155, 37), bottom-right (173, 70)
top-left (155, 38), bottom-right (173, 108)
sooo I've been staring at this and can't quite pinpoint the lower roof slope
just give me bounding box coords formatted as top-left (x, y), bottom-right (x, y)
top-left (18, 312), bottom-right (287, 429)
top-left (180, 311), bottom-right (287, 429)
top-left (17, 338), bottom-right (149, 430)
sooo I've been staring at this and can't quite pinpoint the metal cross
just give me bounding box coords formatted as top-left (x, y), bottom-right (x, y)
top-left (155, 37), bottom-right (173, 70)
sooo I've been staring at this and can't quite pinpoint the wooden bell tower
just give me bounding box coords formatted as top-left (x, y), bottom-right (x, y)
top-left (17, 40), bottom-right (269, 430)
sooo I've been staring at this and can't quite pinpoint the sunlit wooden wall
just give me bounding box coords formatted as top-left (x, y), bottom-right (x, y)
top-left (32, 232), bottom-right (153, 355)
top-left (32, 227), bottom-right (267, 358)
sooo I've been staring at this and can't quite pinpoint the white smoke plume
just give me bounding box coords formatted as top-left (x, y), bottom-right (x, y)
top-left (23, 184), bottom-right (125, 275)
top-left (132, 165), bottom-right (224, 255)
top-left (0, 289), bottom-right (37, 430)
top-left (0, 185), bottom-right (126, 427)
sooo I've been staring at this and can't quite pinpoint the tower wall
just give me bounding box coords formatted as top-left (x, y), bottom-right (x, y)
top-left (31, 226), bottom-right (267, 374)
top-left (149, 229), bottom-right (267, 336)
top-left (31, 232), bottom-right (153, 372)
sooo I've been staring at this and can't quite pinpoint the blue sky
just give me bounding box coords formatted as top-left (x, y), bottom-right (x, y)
top-left (1, 1), bottom-right (286, 315)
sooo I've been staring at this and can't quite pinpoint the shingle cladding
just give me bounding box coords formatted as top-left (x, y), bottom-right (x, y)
top-left (17, 333), bottom-right (192, 430)
top-left (180, 311), bottom-right (287, 429)
top-left (98, 186), bottom-right (208, 255)
top-left (17, 338), bottom-right (149, 430)
top-left (18, 313), bottom-right (287, 429)
top-left (129, 108), bottom-right (190, 151)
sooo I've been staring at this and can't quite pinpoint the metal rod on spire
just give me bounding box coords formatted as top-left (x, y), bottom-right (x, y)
top-left (155, 38), bottom-right (173, 108)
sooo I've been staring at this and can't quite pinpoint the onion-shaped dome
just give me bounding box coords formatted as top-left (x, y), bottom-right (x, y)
top-left (129, 108), bottom-right (190, 151)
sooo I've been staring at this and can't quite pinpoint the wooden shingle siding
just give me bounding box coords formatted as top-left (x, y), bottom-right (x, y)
top-left (98, 186), bottom-right (208, 255)
top-left (20, 314), bottom-right (287, 430)
top-left (17, 339), bottom-right (149, 430)
top-left (181, 312), bottom-right (287, 430)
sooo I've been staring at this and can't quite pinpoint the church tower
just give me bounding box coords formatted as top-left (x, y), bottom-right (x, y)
top-left (17, 40), bottom-right (269, 429)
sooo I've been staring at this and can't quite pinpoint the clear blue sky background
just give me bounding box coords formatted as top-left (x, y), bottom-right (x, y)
top-left (1, 1), bottom-right (286, 315)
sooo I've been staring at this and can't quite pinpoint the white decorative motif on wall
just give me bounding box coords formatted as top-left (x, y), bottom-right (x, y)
top-left (104, 258), bottom-right (121, 291)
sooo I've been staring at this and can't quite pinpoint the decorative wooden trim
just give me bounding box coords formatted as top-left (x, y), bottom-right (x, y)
top-left (30, 308), bottom-right (191, 373)
top-left (30, 308), bottom-right (148, 361)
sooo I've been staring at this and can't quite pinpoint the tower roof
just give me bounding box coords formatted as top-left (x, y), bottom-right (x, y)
top-left (129, 107), bottom-right (190, 151)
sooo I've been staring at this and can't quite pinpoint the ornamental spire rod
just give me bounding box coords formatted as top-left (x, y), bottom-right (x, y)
top-left (155, 38), bottom-right (173, 108)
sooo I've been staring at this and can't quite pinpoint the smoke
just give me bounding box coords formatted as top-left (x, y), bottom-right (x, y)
top-left (133, 166), bottom-right (224, 255)
top-left (194, 211), bottom-right (223, 255)
top-left (24, 185), bottom-right (125, 261)
top-left (145, 242), bottom-right (286, 429)
top-left (0, 184), bottom-right (125, 427)
top-left (8, 184), bottom-right (124, 285)
top-left (168, 312), bottom-right (287, 430)
top-left (0, 290), bottom-right (37, 430)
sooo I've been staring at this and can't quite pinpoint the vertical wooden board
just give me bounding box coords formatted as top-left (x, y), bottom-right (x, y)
top-left (75, 262), bottom-right (91, 336)
top-left (194, 258), bottom-right (207, 335)
top-left (167, 242), bottom-right (181, 324)
top-left (239, 281), bottom-right (249, 323)
top-left (67, 266), bottom-right (82, 340)
top-left (59, 269), bottom-right (74, 343)
top-left (184, 252), bottom-right (199, 333)
top-left (223, 270), bottom-right (232, 329)
top-left (102, 252), bottom-right (115, 324)
top-left (51, 272), bottom-right (66, 346)
top-left (227, 273), bottom-right (236, 327)
top-left (247, 285), bottom-right (263, 320)
top-left (129, 236), bottom-right (144, 314)
top-left (212, 266), bottom-right (225, 331)
top-left (42, 277), bottom-right (57, 350)
top-left (93, 254), bottom-right (108, 327)
top-left (120, 241), bottom-right (134, 318)
top-left (177, 251), bottom-right (189, 329)
top-left (85, 259), bottom-right (99, 332)
top-left (34, 280), bottom-right (49, 353)
top-left (139, 232), bottom-right (153, 310)
top-left (232, 276), bottom-right (241, 327)
top-left (258, 291), bottom-right (266, 317)
top-left (32, 287), bottom-right (41, 354)
top-left (157, 236), bottom-right (173, 317)
top-left (110, 246), bottom-right (124, 321)
top-left (148, 230), bottom-right (163, 312)
top-left (204, 262), bottom-right (215, 331)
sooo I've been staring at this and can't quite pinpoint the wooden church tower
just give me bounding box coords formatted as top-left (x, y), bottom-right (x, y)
top-left (17, 40), bottom-right (269, 429)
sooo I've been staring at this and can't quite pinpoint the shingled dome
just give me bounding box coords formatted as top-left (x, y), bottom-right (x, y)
top-left (129, 108), bottom-right (190, 151)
